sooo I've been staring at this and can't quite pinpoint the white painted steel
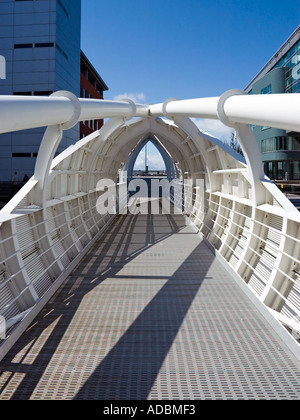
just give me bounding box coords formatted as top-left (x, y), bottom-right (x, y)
top-left (0, 95), bottom-right (149, 134)
top-left (149, 97), bottom-right (219, 119)
top-left (0, 90), bottom-right (300, 361)
top-left (149, 93), bottom-right (300, 132)
top-left (1, 91), bottom-right (300, 133)
top-left (223, 93), bottom-right (300, 132)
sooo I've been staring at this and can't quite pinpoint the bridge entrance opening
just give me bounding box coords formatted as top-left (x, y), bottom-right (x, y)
top-left (133, 140), bottom-right (167, 177)
top-left (120, 136), bottom-right (181, 210)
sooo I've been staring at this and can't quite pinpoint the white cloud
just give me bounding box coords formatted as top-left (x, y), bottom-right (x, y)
top-left (134, 149), bottom-right (165, 171)
top-left (134, 150), bottom-right (145, 170)
top-left (191, 118), bottom-right (234, 141)
top-left (114, 92), bottom-right (146, 103)
top-left (148, 154), bottom-right (165, 170)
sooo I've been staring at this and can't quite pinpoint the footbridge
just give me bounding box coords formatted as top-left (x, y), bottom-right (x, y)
top-left (0, 90), bottom-right (300, 399)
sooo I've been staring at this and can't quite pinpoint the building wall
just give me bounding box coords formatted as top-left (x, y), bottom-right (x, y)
top-left (55, 0), bottom-right (81, 152)
top-left (79, 51), bottom-right (108, 139)
top-left (0, 0), bottom-right (81, 182)
top-left (80, 72), bottom-right (104, 138)
top-left (274, 39), bottom-right (300, 94)
top-left (246, 28), bottom-right (300, 180)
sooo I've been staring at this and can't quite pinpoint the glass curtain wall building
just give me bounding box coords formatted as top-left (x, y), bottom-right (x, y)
top-left (0, 0), bottom-right (81, 182)
top-left (245, 26), bottom-right (300, 180)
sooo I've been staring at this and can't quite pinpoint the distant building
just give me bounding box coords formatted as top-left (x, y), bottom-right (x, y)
top-left (0, 0), bottom-right (108, 182)
top-left (245, 26), bottom-right (300, 180)
top-left (80, 51), bottom-right (108, 139)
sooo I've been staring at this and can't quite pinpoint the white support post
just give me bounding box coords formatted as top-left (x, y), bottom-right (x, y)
top-left (33, 125), bottom-right (63, 207)
top-left (217, 90), bottom-right (266, 206)
top-left (33, 91), bottom-right (82, 207)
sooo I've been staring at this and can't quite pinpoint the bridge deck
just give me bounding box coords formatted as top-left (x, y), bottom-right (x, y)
top-left (1, 211), bottom-right (300, 400)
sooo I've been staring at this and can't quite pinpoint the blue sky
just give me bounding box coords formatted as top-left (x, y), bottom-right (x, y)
top-left (81, 0), bottom-right (300, 169)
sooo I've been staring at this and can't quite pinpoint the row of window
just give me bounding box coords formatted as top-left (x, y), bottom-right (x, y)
top-left (265, 160), bottom-right (300, 180)
top-left (13, 91), bottom-right (53, 96)
top-left (286, 68), bottom-right (300, 92)
top-left (274, 40), bottom-right (300, 94)
top-left (81, 120), bottom-right (102, 131)
top-left (259, 73), bottom-right (300, 97)
top-left (286, 79), bottom-right (300, 93)
top-left (259, 41), bottom-right (300, 96)
top-left (261, 136), bottom-right (300, 153)
top-left (81, 65), bottom-right (105, 96)
top-left (275, 40), bottom-right (300, 69)
top-left (14, 42), bottom-right (68, 61)
top-left (14, 42), bottom-right (54, 49)
top-left (81, 78), bottom-right (104, 97)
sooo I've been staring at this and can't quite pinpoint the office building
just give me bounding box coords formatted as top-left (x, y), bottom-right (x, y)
top-left (0, 0), bottom-right (108, 183)
top-left (245, 26), bottom-right (300, 180)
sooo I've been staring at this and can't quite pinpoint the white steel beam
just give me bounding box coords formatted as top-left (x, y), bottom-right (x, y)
top-left (1, 91), bottom-right (300, 134)
top-left (0, 95), bottom-right (148, 134)
top-left (150, 92), bottom-right (300, 133)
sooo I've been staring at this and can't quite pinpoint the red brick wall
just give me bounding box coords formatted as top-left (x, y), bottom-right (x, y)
top-left (80, 73), bottom-right (104, 139)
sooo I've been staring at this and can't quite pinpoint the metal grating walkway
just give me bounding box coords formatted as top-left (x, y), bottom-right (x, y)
top-left (1, 211), bottom-right (300, 400)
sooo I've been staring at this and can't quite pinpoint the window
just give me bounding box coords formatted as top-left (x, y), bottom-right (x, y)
top-left (277, 161), bottom-right (286, 180)
top-left (262, 138), bottom-right (276, 153)
top-left (292, 137), bottom-right (300, 150)
top-left (277, 136), bottom-right (287, 150)
top-left (291, 161), bottom-right (300, 180)
top-left (268, 162), bottom-right (276, 179)
top-left (12, 153), bottom-right (31, 158)
top-left (261, 84), bottom-right (272, 95)
top-left (14, 43), bottom-right (54, 50)
top-left (35, 43), bottom-right (54, 48)
top-left (34, 91), bottom-right (53, 96)
top-left (13, 92), bottom-right (32, 96)
top-left (14, 43), bottom-right (33, 49)
top-left (262, 136), bottom-right (300, 153)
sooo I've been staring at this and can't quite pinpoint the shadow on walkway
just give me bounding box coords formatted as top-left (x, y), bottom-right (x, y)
top-left (0, 211), bottom-right (214, 400)
top-left (74, 238), bottom-right (213, 400)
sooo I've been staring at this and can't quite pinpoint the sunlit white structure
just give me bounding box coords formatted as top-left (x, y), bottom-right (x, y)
top-left (0, 90), bottom-right (300, 360)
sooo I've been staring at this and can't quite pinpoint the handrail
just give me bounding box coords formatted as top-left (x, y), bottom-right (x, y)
top-left (149, 93), bottom-right (300, 132)
top-left (0, 95), bottom-right (149, 134)
top-left (1, 91), bottom-right (300, 134)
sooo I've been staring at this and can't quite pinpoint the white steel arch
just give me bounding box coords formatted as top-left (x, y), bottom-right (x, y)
top-left (0, 91), bottom-right (300, 360)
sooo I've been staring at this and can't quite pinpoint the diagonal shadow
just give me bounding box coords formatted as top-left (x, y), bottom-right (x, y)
top-left (0, 207), bottom-right (190, 399)
top-left (0, 214), bottom-right (141, 399)
top-left (73, 238), bottom-right (214, 400)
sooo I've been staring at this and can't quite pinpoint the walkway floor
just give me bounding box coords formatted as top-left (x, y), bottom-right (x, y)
top-left (1, 211), bottom-right (300, 400)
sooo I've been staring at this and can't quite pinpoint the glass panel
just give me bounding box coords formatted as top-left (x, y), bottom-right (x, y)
top-left (277, 161), bottom-right (286, 180)
top-left (261, 84), bottom-right (272, 94)
top-left (291, 161), bottom-right (300, 180)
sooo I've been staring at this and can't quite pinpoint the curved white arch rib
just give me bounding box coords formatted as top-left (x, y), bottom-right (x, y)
top-left (0, 91), bottom-right (300, 361)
